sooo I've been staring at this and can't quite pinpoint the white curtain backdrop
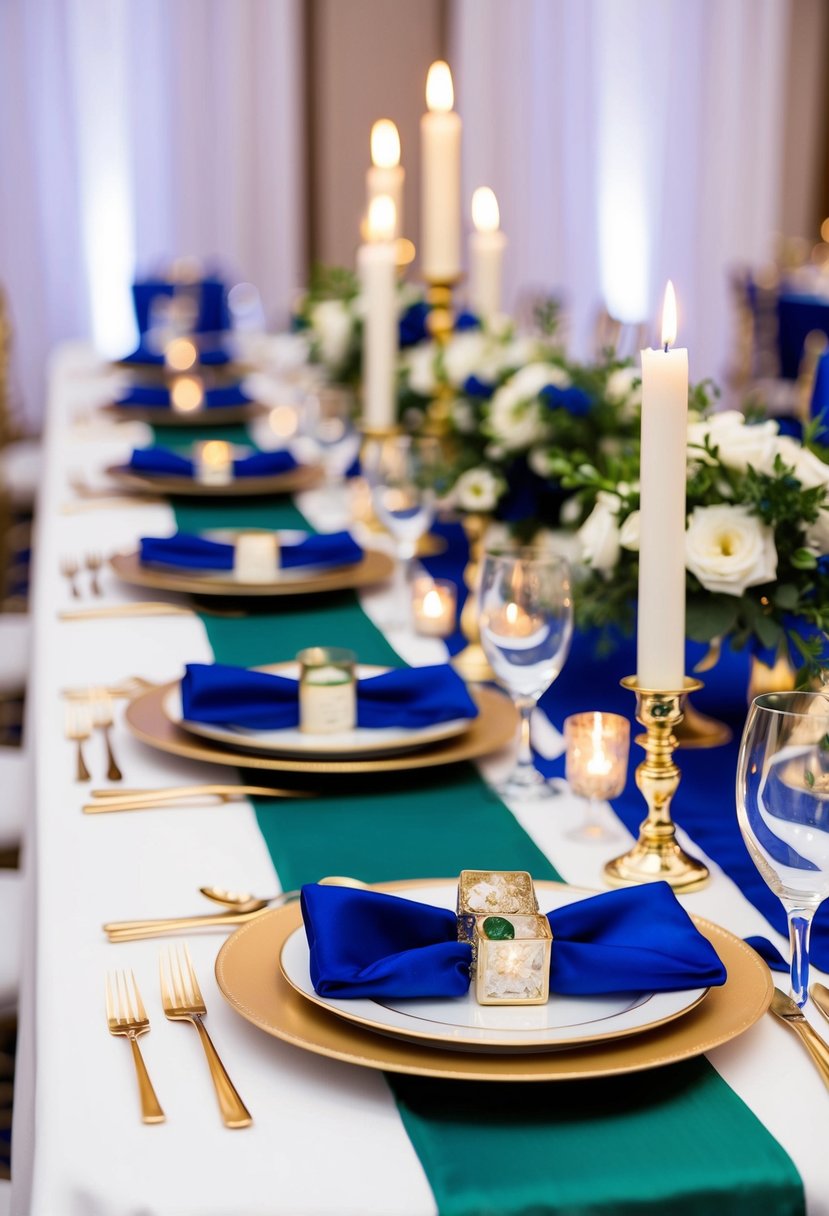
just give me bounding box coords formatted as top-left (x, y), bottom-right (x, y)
top-left (0, 0), bottom-right (304, 427)
top-left (451, 0), bottom-right (790, 384)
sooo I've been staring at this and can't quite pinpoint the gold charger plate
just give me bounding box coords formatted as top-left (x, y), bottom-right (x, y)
top-left (100, 401), bottom-right (266, 427)
top-left (125, 681), bottom-right (516, 774)
top-left (105, 462), bottom-right (323, 498)
top-left (110, 548), bottom-right (394, 598)
top-left (215, 879), bottom-right (772, 1081)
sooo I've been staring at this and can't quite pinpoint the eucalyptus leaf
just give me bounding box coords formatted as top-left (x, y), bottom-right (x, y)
top-left (685, 596), bottom-right (739, 642)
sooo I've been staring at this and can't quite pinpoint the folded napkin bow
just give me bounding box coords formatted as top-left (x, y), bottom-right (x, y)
top-left (300, 882), bottom-right (728, 999)
top-left (115, 383), bottom-right (252, 410)
top-left (180, 661), bottom-right (478, 731)
top-left (140, 530), bottom-right (363, 572)
top-left (128, 446), bottom-right (297, 479)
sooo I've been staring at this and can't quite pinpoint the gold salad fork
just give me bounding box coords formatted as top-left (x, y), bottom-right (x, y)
top-left (105, 970), bottom-right (165, 1123)
top-left (91, 690), bottom-right (123, 782)
top-left (85, 552), bottom-right (104, 597)
top-left (65, 702), bottom-right (92, 781)
top-left (60, 556), bottom-right (80, 598)
top-left (160, 944), bottom-right (252, 1128)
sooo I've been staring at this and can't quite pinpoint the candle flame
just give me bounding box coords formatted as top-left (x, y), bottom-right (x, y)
top-left (201, 440), bottom-right (231, 468)
top-left (426, 60), bottom-right (454, 112)
top-left (164, 337), bottom-right (197, 372)
top-left (661, 280), bottom-right (677, 348)
top-left (422, 588), bottom-right (443, 618)
top-left (170, 375), bottom-right (203, 413)
top-left (472, 186), bottom-right (500, 234)
top-left (370, 119), bottom-right (401, 169)
top-left (367, 194), bottom-right (396, 243)
top-left (586, 712), bottom-right (612, 777)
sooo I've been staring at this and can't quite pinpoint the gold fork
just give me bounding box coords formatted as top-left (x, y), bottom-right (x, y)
top-left (160, 944), bottom-right (252, 1128)
top-left (91, 690), bottom-right (123, 782)
top-left (60, 556), bottom-right (80, 598)
top-left (105, 970), bottom-right (165, 1123)
top-left (65, 702), bottom-right (92, 781)
top-left (85, 552), bottom-right (104, 597)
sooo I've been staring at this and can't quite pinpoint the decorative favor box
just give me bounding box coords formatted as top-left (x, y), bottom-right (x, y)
top-left (297, 647), bottom-right (357, 735)
top-left (474, 913), bottom-right (552, 1005)
top-left (456, 869), bottom-right (538, 947)
top-left (233, 532), bottom-right (280, 583)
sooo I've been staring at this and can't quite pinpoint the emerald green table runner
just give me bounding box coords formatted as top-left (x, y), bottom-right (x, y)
top-left (156, 427), bottom-right (803, 1214)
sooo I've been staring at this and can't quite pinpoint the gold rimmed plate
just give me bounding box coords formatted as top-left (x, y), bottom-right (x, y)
top-left (215, 879), bottom-right (772, 1081)
top-left (105, 462), bottom-right (324, 498)
top-left (125, 679), bottom-right (516, 774)
top-left (110, 547), bottom-right (394, 598)
top-left (100, 400), bottom-right (267, 427)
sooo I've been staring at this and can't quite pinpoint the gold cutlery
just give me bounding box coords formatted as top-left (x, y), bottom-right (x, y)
top-left (65, 702), bottom-right (92, 781)
top-left (63, 676), bottom-right (157, 701)
top-left (61, 496), bottom-right (165, 514)
top-left (769, 988), bottom-right (829, 1089)
top-left (91, 691), bottom-right (123, 782)
top-left (160, 944), bottom-right (252, 1128)
top-left (809, 983), bottom-right (829, 1026)
top-left (60, 602), bottom-right (245, 621)
top-left (84, 783), bottom-right (313, 813)
top-left (85, 552), bottom-right (104, 597)
top-left (60, 556), bottom-right (80, 598)
top-left (105, 970), bottom-right (165, 1124)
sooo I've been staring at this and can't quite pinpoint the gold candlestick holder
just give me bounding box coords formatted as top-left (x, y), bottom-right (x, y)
top-left (603, 676), bottom-right (710, 893)
top-left (451, 512), bottom-right (494, 684)
top-left (423, 276), bottom-right (461, 439)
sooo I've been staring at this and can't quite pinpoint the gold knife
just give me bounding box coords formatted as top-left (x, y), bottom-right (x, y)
top-left (770, 988), bottom-right (829, 1089)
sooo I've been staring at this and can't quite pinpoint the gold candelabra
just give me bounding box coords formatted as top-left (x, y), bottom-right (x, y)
top-left (423, 276), bottom-right (460, 439)
top-left (603, 676), bottom-right (710, 893)
top-left (451, 512), bottom-right (494, 683)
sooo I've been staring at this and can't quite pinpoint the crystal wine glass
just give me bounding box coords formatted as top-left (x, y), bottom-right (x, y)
top-left (478, 549), bottom-right (573, 798)
top-left (301, 385), bottom-right (361, 488)
top-left (736, 691), bottom-right (829, 1006)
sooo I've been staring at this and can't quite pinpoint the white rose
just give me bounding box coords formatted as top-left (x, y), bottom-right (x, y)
top-left (685, 504), bottom-right (777, 597)
top-left (451, 397), bottom-right (477, 434)
top-left (509, 361), bottom-right (571, 399)
top-left (453, 466), bottom-right (503, 513)
top-left (774, 436), bottom-right (829, 490)
top-left (528, 446), bottom-right (552, 477)
top-left (487, 384), bottom-right (546, 451)
top-left (309, 300), bottom-right (354, 371)
top-left (687, 411), bottom-right (779, 474)
top-left (619, 510), bottom-right (640, 551)
top-left (806, 505), bottom-right (829, 554)
top-left (443, 331), bottom-right (488, 387)
top-left (405, 342), bottom-right (438, 397)
top-left (605, 367), bottom-right (642, 418)
top-left (577, 491), bottom-right (621, 576)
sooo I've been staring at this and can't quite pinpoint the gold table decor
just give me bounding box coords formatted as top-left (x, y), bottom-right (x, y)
top-left (100, 400), bottom-right (266, 428)
top-left (215, 879), bottom-right (771, 1082)
top-left (422, 275), bottom-right (461, 440)
top-left (450, 512), bottom-right (494, 683)
top-left (104, 462), bottom-right (323, 498)
top-left (604, 677), bottom-right (710, 893)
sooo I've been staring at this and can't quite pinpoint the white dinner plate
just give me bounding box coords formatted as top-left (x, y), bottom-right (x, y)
top-left (279, 881), bottom-right (709, 1053)
top-left (164, 663), bottom-right (474, 758)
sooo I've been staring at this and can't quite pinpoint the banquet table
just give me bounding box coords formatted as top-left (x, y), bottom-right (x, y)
top-left (12, 341), bottom-right (829, 1215)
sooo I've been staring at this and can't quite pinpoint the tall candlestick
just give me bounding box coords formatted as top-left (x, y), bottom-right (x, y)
top-left (358, 194), bottom-right (398, 431)
top-left (469, 186), bottom-right (506, 322)
top-left (367, 120), bottom-right (404, 240)
top-left (420, 61), bottom-right (461, 281)
top-left (637, 281), bottom-right (688, 689)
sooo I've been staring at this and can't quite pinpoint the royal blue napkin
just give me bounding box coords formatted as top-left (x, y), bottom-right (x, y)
top-left (300, 882), bottom-right (728, 999)
top-left (140, 530), bottom-right (363, 572)
top-left (180, 662), bottom-right (479, 730)
top-left (127, 447), bottom-right (298, 479)
top-left (114, 383), bottom-right (253, 410)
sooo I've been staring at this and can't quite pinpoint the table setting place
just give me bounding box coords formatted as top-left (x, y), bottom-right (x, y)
top-left (13, 39), bottom-right (829, 1216)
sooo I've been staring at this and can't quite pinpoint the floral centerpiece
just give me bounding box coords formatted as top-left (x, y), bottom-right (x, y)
top-left (553, 408), bottom-right (829, 676)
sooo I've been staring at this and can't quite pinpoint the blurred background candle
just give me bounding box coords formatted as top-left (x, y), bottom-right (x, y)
top-left (637, 281), bottom-right (688, 689)
top-left (195, 439), bottom-right (233, 485)
top-left (170, 374), bottom-right (204, 415)
top-left (412, 576), bottom-right (456, 637)
top-left (469, 186), bottom-right (506, 323)
top-left (357, 194), bottom-right (398, 431)
top-left (564, 711), bottom-right (630, 841)
top-left (367, 119), bottom-right (404, 239)
top-left (420, 61), bottom-right (461, 281)
top-left (164, 336), bottom-right (198, 372)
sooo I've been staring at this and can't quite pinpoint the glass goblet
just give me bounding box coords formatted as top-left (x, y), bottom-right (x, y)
top-left (564, 711), bottom-right (629, 842)
top-left (478, 549), bottom-right (573, 799)
top-left (301, 386), bottom-right (360, 489)
top-left (736, 691), bottom-right (829, 1007)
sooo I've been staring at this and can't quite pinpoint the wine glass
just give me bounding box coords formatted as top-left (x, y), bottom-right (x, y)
top-left (478, 549), bottom-right (573, 798)
top-left (736, 691), bottom-right (829, 1006)
top-left (301, 386), bottom-right (361, 488)
top-left (564, 711), bottom-right (629, 841)
top-left (365, 435), bottom-right (442, 563)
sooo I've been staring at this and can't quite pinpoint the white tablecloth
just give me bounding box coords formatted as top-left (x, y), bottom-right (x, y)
top-left (12, 342), bottom-right (829, 1214)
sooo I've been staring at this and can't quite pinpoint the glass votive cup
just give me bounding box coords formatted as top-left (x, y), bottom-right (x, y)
top-left (297, 646), bottom-right (357, 735)
top-left (411, 577), bottom-right (457, 638)
top-left (195, 439), bottom-right (234, 486)
top-left (564, 711), bottom-right (630, 802)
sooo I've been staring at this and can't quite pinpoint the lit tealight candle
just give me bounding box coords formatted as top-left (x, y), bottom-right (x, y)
top-left (484, 600), bottom-right (548, 649)
top-left (469, 186), bottom-right (506, 323)
top-left (165, 336), bottom-right (198, 372)
top-left (233, 532), bottom-right (280, 583)
top-left (412, 576), bottom-right (457, 638)
top-left (564, 711), bottom-right (630, 801)
top-left (170, 375), bottom-right (204, 415)
top-left (367, 119), bottom-right (404, 239)
top-left (420, 61), bottom-right (461, 280)
top-left (297, 646), bottom-right (357, 735)
top-left (195, 439), bottom-right (233, 486)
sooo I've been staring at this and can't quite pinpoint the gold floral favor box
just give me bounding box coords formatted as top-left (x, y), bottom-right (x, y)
top-left (456, 870), bottom-right (551, 1005)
